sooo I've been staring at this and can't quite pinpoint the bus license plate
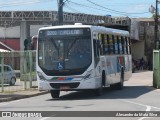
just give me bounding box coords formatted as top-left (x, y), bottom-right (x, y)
top-left (60, 86), bottom-right (70, 90)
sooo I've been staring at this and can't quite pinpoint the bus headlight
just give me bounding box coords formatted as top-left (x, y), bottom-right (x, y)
top-left (37, 71), bottom-right (46, 81)
top-left (83, 69), bottom-right (94, 80)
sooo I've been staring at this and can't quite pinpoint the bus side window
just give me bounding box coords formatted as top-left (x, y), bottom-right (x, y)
top-left (114, 35), bottom-right (118, 54)
top-left (121, 36), bottom-right (125, 54)
top-left (117, 36), bottom-right (120, 54)
top-left (106, 35), bottom-right (110, 54)
top-left (102, 34), bottom-right (108, 55)
top-left (109, 35), bottom-right (114, 54)
top-left (117, 36), bottom-right (123, 54)
top-left (125, 37), bottom-right (128, 54)
top-left (93, 39), bottom-right (97, 57)
top-left (99, 34), bottom-right (105, 55)
top-left (112, 35), bottom-right (115, 54)
top-left (128, 37), bottom-right (131, 54)
top-left (93, 39), bottom-right (100, 65)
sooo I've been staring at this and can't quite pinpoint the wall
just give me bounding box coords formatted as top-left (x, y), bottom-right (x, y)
top-left (0, 25), bottom-right (51, 38)
top-left (130, 19), bottom-right (139, 40)
top-left (0, 26), bottom-right (19, 38)
top-left (131, 41), bottom-right (146, 60)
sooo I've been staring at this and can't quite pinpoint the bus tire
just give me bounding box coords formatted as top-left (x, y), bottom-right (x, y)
top-left (50, 90), bottom-right (60, 98)
top-left (116, 69), bottom-right (124, 90)
top-left (110, 84), bottom-right (117, 90)
top-left (110, 69), bottom-right (124, 90)
top-left (102, 71), bottom-right (106, 87)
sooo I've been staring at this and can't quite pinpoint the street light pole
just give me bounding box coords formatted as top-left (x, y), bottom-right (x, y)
top-left (155, 0), bottom-right (159, 49)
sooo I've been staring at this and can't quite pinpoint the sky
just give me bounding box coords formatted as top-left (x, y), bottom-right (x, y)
top-left (0, 0), bottom-right (156, 18)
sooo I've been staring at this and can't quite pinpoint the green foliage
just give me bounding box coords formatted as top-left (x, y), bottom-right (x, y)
top-left (152, 14), bottom-right (160, 18)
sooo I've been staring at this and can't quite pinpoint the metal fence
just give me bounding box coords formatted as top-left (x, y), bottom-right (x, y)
top-left (0, 51), bottom-right (37, 93)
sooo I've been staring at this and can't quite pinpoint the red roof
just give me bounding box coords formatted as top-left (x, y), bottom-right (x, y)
top-left (0, 39), bottom-right (20, 51)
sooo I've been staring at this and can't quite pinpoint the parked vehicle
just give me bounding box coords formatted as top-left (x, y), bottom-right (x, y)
top-left (0, 64), bottom-right (16, 86)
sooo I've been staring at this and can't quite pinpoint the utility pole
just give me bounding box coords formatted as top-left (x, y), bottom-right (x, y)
top-left (58, 0), bottom-right (64, 25)
top-left (155, 0), bottom-right (159, 49)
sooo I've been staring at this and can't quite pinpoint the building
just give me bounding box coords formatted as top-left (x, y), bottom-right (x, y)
top-left (0, 11), bottom-right (130, 51)
top-left (130, 18), bottom-right (155, 70)
top-left (0, 25), bottom-right (48, 51)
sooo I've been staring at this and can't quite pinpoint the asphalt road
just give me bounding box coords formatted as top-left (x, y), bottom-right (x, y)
top-left (1, 71), bottom-right (160, 120)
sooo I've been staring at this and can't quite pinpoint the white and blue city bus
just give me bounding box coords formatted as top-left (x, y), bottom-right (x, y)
top-left (36, 23), bottom-right (132, 98)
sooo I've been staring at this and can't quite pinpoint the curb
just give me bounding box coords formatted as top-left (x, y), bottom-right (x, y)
top-left (0, 91), bottom-right (49, 103)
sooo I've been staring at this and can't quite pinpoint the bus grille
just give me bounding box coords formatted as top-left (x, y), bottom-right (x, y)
top-left (49, 82), bottom-right (80, 89)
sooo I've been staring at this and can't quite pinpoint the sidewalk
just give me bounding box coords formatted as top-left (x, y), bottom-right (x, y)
top-left (0, 89), bottom-right (49, 102)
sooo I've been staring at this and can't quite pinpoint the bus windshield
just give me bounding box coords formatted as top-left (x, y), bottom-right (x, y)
top-left (38, 28), bottom-right (92, 76)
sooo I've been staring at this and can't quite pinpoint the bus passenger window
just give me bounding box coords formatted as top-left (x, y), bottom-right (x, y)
top-left (109, 35), bottom-right (114, 54)
top-left (125, 37), bottom-right (128, 54)
top-left (126, 37), bottom-right (131, 54)
top-left (93, 39), bottom-right (101, 57)
top-left (114, 36), bottom-right (118, 54)
top-left (98, 34), bottom-right (104, 55)
top-left (112, 35), bottom-right (115, 54)
top-left (93, 39), bottom-right (100, 65)
top-left (105, 35), bottom-right (110, 54)
top-left (118, 36), bottom-right (123, 54)
top-left (121, 36), bottom-right (125, 54)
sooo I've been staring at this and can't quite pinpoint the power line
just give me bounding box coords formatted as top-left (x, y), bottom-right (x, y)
top-left (68, 0), bottom-right (106, 12)
top-left (86, 0), bottom-right (149, 15)
top-left (66, 0), bottom-right (145, 17)
top-left (0, 0), bottom-right (53, 8)
top-left (67, 0), bottom-right (128, 16)
top-left (64, 4), bottom-right (80, 13)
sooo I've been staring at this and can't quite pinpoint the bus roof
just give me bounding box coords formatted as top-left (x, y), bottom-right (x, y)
top-left (39, 24), bottom-right (129, 36)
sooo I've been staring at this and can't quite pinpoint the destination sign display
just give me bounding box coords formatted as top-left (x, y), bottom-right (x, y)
top-left (46, 29), bottom-right (83, 36)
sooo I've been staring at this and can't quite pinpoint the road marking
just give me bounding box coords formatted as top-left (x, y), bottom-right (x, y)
top-left (139, 115), bottom-right (152, 120)
top-left (39, 114), bottom-right (56, 120)
top-left (138, 106), bottom-right (151, 120)
top-left (122, 100), bottom-right (160, 110)
top-left (0, 99), bottom-right (25, 107)
top-left (122, 100), bottom-right (159, 120)
top-left (39, 117), bottom-right (50, 120)
top-left (146, 106), bottom-right (151, 111)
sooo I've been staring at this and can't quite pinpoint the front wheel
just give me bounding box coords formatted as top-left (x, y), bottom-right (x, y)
top-left (10, 77), bottom-right (16, 86)
top-left (50, 90), bottom-right (60, 98)
top-left (116, 76), bottom-right (124, 90)
top-left (117, 70), bottom-right (124, 90)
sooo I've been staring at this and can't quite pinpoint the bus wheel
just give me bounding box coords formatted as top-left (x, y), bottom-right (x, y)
top-left (110, 84), bottom-right (117, 90)
top-left (50, 90), bottom-right (60, 98)
top-left (116, 70), bottom-right (124, 90)
top-left (102, 71), bottom-right (106, 87)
